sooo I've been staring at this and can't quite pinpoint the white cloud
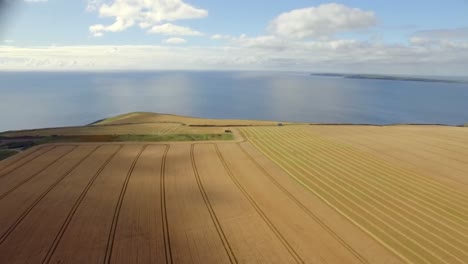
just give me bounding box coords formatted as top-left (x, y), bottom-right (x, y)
top-left (149, 23), bottom-right (203, 36)
top-left (211, 34), bottom-right (234, 40)
top-left (268, 3), bottom-right (377, 39)
top-left (3, 40), bottom-right (14, 43)
top-left (1, 38), bottom-right (468, 76)
top-left (163, 37), bottom-right (187, 44)
top-left (88, 0), bottom-right (208, 36)
top-left (89, 19), bottom-right (135, 36)
top-left (92, 32), bottom-right (104, 37)
top-left (24, 0), bottom-right (48, 2)
top-left (86, 0), bottom-right (103, 12)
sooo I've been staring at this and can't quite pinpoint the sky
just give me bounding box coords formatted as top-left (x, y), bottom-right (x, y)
top-left (0, 0), bottom-right (467, 75)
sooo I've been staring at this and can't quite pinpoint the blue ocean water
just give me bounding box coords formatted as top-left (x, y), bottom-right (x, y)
top-left (1, 71), bottom-right (467, 131)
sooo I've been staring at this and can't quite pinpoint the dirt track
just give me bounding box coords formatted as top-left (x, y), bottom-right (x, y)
top-left (0, 141), bottom-right (400, 264)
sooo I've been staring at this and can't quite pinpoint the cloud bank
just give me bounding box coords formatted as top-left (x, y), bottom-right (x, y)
top-left (1, 37), bottom-right (468, 75)
top-left (1, 2), bottom-right (467, 76)
top-left (89, 0), bottom-right (207, 37)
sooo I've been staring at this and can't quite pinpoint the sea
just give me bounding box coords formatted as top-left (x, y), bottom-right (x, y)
top-left (1, 71), bottom-right (467, 132)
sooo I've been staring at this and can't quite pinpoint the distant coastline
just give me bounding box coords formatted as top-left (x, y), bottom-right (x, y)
top-left (310, 73), bottom-right (468, 84)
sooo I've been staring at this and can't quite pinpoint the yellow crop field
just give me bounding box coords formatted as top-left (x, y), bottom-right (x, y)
top-left (1, 120), bottom-right (467, 263)
top-left (0, 141), bottom-right (397, 263)
top-left (241, 125), bottom-right (468, 264)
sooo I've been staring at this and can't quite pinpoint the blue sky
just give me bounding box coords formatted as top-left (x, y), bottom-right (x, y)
top-left (1, 0), bottom-right (468, 75)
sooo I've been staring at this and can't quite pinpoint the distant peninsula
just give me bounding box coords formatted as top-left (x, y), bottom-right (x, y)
top-left (310, 73), bottom-right (468, 84)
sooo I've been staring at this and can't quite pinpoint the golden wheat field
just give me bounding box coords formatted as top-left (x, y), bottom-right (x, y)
top-left (0, 119), bottom-right (467, 263)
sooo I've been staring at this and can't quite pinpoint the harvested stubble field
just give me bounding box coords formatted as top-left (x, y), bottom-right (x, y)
top-left (241, 125), bottom-right (468, 264)
top-left (0, 121), bottom-right (467, 264)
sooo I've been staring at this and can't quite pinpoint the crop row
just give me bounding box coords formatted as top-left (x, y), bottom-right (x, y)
top-left (241, 126), bottom-right (468, 264)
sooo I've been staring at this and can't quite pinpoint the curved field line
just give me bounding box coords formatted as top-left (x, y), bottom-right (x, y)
top-left (243, 128), bottom-right (438, 264)
top-left (250, 128), bottom-right (468, 263)
top-left (402, 128), bottom-right (468, 143)
top-left (213, 144), bottom-right (304, 264)
top-left (283, 128), bottom-right (468, 229)
top-left (289, 128), bottom-right (468, 227)
top-left (296, 127), bottom-right (468, 205)
top-left (0, 146), bottom-right (100, 245)
top-left (237, 142), bottom-right (369, 264)
top-left (335, 126), bottom-right (468, 164)
top-left (308, 126), bottom-right (468, 193)
top-left (245, 129), bottom-right (428, 263)
top-left (0, 146), bottom-right (57, 179)
top-left (265, 128), bottom-right (468, 254)
top-left (292, 127), bottom-right (468, 212)
top-left (343, 126), bottom-right (468, 157)
top-left (411, 132), bottom-right (468, 149)
top-left (190, 144), bottom-right (237, 264)
top-left (344, 127), bottom-right (468, 152)
top-left (104, 145), bottom-right (148, 264)
top-left (329, 129), bottom-right (468, 187)
top-left (387, 131), bottom-right (468, 153)
top-left (160, 145), bottom-right (173, 264)
top-left (297, 127), bottom-right (468, 205)
top-left (409, 132), bottom-right (468, 150)
top-left (282, 129), bottom-right (468, 236)
top-left (260, 128), bottom-right (466, 262)
top-left (327, 131), bottom-right (468, 188)
top-left (311, 128), bottom-right (468, 201)
top-left (350, 126), bottom-right (468, 150)
top-left (339, 127), bottom-right (468, 171)
top-left (0, 146), bottom-right (78, 201)
top-left (42, 145), bottom-right (123, 264)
